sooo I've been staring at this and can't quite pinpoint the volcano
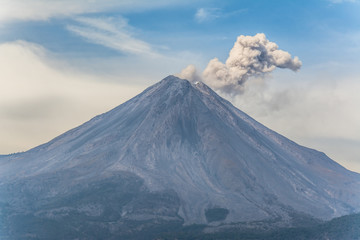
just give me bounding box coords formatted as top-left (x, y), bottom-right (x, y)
top-left (1, 76), bottom-right (359, 239)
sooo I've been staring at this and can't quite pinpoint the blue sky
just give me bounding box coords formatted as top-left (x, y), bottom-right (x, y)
top-left (1, 0), bottom-right (360, 172)
top-left (2, 0), bottom-right (359, 60)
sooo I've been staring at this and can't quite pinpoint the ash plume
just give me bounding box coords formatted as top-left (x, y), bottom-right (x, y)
top-left (179, 33), bottom-right (302, 94)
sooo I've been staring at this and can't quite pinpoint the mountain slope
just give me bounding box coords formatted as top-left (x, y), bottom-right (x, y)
top-left (0, 76), bottom-right (359, 238)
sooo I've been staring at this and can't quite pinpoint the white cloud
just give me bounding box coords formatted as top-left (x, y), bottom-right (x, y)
top-left (0, 0), bottom-right (188, 23)
top-left (194, 7), bottom-right (247, 23)
top-left (329, 0), bottom-right (357, 3)
top-left (67, 17), bottom-right (159, 56)
top-left (195, 8), bottom-right (221, 23)
top-left (0, 41), bottom-right (144, 153)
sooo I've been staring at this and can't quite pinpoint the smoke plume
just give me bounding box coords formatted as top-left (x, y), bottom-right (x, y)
top-left (179, 33), bottom-right (301, 94)
top-left (178, 64), bottom-right (201, 82)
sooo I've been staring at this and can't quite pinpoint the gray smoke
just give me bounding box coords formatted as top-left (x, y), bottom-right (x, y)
top-left (179, 33), bottom-right (301, 94)
top-left (178, 64), bottom-right (201, 82)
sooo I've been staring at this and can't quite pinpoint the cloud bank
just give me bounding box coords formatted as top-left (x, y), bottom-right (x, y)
top-left (0, 41), bottom-right (143, 153)
top-left (180, 33), bottom-right (302, 95)
top-left (232, 72), bottom-right (360, 172)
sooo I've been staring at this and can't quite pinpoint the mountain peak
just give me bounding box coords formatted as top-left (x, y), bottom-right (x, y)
top-left (145, 75), bottom-right (222, 110)
top-left (161, 74), bottom-right (186, 83)
top-left (155, 75), bottom-right (191, 89)
top-left (151, 75), bottom-right (212, 97)
top-left (160, 75), bottom-right (212, 92)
